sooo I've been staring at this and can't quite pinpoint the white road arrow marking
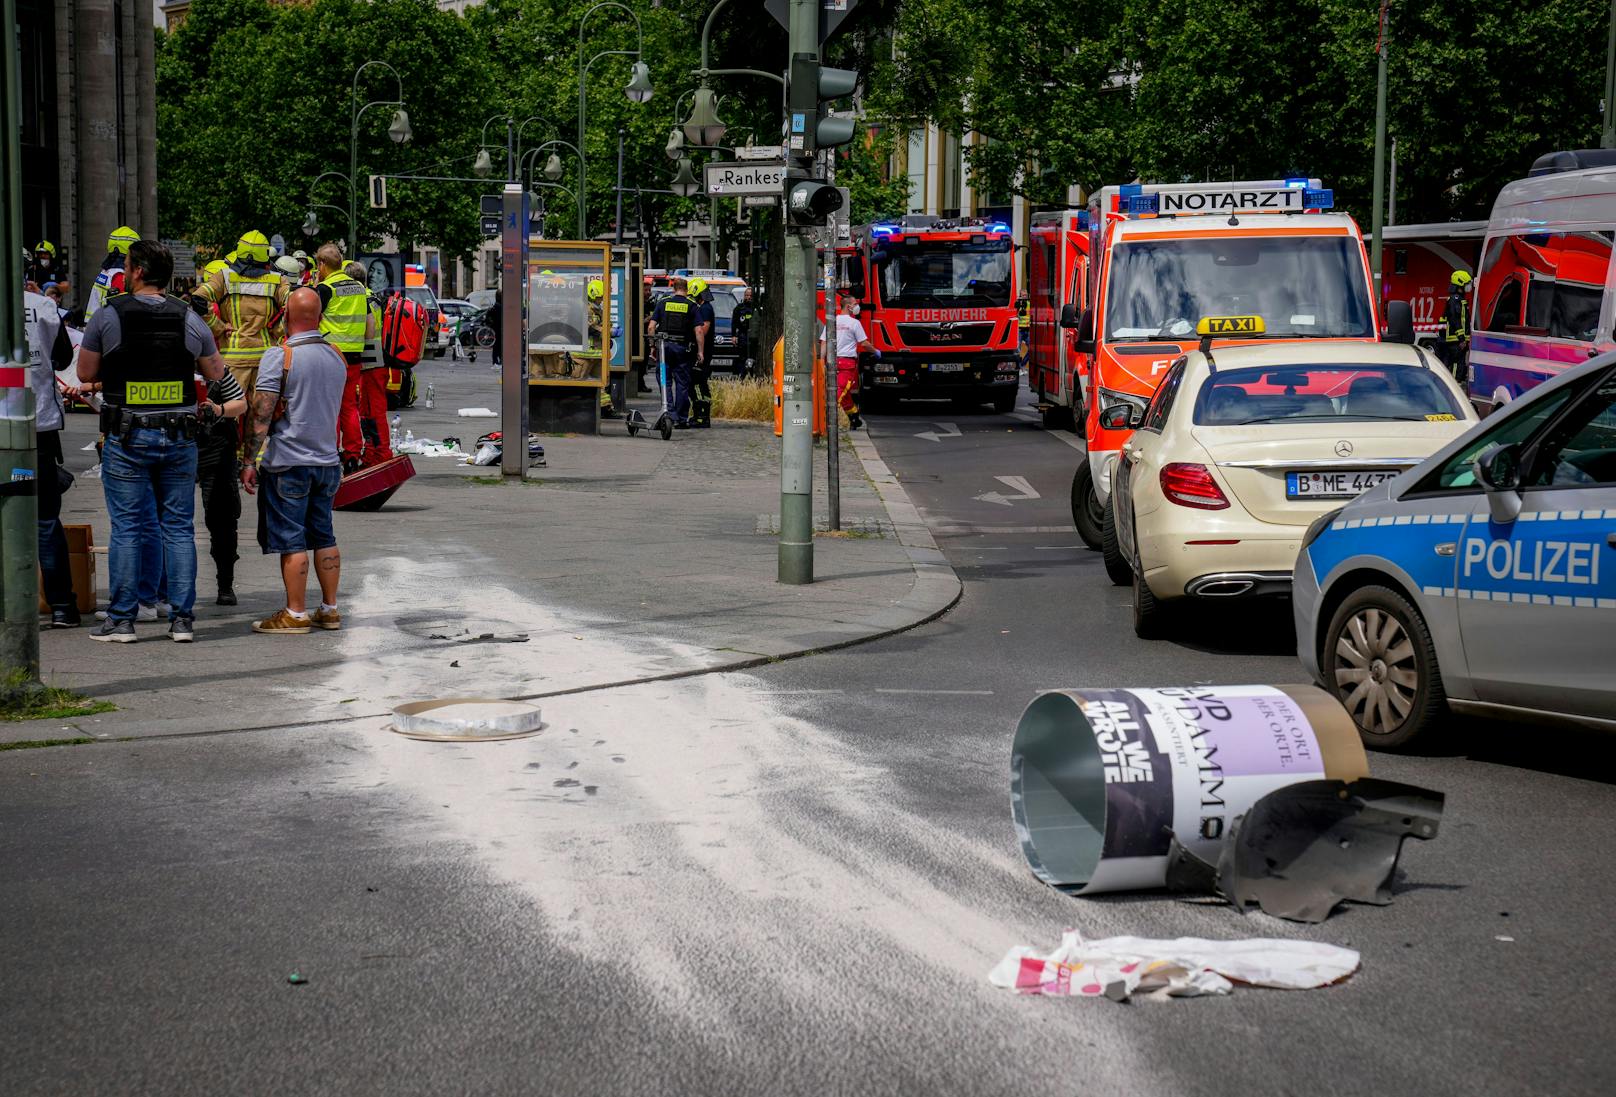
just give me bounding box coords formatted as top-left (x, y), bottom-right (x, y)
top-left (914, 422), bottom-right (962, 442)
top-left (974, 475), bottom-right (1041, 507)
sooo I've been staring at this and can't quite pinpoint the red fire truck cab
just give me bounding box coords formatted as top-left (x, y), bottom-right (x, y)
top-left (841, 215), bottom-right (1022, 412)
top-left (1026, 209), bottom-right (1092, 430)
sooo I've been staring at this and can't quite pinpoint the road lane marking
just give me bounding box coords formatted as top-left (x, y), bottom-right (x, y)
top-left (974, 474), bottom-right (1042, 507)
top-left (874, 688), bottom-right (994, 695)
top-left (914, 422), bottom-right (962, 442)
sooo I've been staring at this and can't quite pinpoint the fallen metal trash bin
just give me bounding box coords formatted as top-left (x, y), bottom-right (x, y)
top-left (1010, 685), bottom-right (1368, 894)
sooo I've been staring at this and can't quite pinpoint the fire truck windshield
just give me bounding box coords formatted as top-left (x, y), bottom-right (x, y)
top-left (874, 241), bottom-right (1013, 308)
top-left (1104, 236), bottom-right (1373, 341)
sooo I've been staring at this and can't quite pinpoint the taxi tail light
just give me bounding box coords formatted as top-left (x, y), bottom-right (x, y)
top-left (1161, 463), bottom-right (1230, 510)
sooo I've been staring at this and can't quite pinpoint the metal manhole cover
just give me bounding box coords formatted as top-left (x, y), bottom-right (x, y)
top-left (389, 697), bottom-right (544, 742)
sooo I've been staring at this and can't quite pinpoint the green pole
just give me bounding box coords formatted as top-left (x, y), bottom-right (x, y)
top-left (1, 0), bottom-right (41, 686)
top-left (1369, 1), bottom-right (1390, 287)
top-left (1603, 0), bottom-right (1616, 148)
top-left (779, 0), bottom-right (816, 585)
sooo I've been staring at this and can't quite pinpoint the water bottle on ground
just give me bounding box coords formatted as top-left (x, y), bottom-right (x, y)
top-left (426, 383), bottom-right (435, 409)
top-left (391, 413), bottom-right (401, 437)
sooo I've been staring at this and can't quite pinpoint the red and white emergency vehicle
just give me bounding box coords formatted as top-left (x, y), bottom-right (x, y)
top-left (1027, 208), bottom-right (1093, 429)
top-left (840, 215), bottom-right (1021, 412)
top-left (1067, 179), bottom-right (1389, 550)
top-left (1378, 221), bottom-right (1484, 344)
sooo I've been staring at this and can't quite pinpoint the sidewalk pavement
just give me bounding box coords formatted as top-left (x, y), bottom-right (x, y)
top-left (18, 356), bottom-right (959, 743)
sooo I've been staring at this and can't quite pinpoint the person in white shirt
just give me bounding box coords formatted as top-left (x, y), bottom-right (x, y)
top-left (834, 290), bottom-right (877, 430)
top-left (24, 287), bottom-right (80, 626)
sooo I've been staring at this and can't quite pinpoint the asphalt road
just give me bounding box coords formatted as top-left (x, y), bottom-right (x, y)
top-left (4, 389), bottom-right (1614, 1096)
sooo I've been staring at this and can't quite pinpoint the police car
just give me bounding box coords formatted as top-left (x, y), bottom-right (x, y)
top-left (1295, 353), bottom-right (1616, 749)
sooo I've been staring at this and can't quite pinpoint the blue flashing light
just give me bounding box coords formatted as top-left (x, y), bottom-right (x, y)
top-left (985, 221), bottom-right (1010, 234)
top-left (1122, 193), bottom-right (1160, 215)
top-left (1284, 176), bottom-right (1309, 189)
top-left (1119, 183), bottom-right (1143, 197)
top-left (1303, 188), bottom-right (1335, 210)
top-left (869, 223), bottom-right (898, 237)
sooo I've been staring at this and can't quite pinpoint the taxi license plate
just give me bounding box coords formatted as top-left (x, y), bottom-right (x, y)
top-left (1286, 470), bottom-right (1397, 499)
top-left (930, 363), bottom-right (966, 372)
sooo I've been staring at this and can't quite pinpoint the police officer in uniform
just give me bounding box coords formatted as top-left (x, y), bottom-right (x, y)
top-left (688, 277), bottom-right (716, 429)
top-left (1440, 270), bottom-right (1473, 383)
top-left (76, 240), bottom-right (227, 643)
top-left (648, 275), bottom-right (698, 428)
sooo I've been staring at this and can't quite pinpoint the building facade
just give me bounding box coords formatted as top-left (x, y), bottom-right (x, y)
top-left (20, 0), bottom-right (158, 307)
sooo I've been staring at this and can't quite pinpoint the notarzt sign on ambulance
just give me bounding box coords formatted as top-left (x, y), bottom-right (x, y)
top-left (1117, 179), bottom-right (1332, 217)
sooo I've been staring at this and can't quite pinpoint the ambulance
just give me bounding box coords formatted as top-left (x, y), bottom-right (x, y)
top-left (1068, 179), bottom-right (1389, 550)
top-left (1026, 209), bottom-right (1092, 430)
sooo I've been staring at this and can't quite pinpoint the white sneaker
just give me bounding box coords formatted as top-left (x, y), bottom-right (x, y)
top-left (96, 603), bottom-right (161, 623)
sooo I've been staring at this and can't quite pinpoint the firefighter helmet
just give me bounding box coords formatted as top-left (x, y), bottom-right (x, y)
top-left (587, 278), bottom-right (604, 301)
top-left (34, 240), bottom-right (56, 257)
top-left (687, 277), bottom-right (708, 296)
top-left (1450, 270), bottom-right (1473, 288)
top-left (204, 259), bottom-right (229, 278)
top-left (107, 226), bottom-right (140, 255)
top-left (237, 230), bottom-right (270, 264)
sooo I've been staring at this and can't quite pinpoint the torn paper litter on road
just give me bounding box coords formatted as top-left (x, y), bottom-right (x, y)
top-left (458, 407), bottom-right (498, 417)
top-left (988, 930), bottom-right (1359, 1000)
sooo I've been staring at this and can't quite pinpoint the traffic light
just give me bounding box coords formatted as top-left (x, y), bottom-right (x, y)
top-left (788, 57), bottom-right (858, 154)
top-left (786, 171), bottom-right (843, 227)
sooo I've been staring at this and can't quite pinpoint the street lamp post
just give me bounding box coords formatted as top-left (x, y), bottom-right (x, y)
top-left (348, 60), bottom-right (412, 257)
top-left (305, 170), bottom-right (352, 240)
top-left (576, 1), bottom-right (654, 239)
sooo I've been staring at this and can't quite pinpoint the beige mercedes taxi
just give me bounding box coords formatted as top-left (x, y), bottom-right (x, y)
top-left (1106, 325), bottom-right (1477, 637)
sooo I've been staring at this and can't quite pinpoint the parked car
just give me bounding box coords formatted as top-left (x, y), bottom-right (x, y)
top-left (1110, 329), bottom-right (1477, 639)
top-left (1294, 349), bottom-right (1616, 749)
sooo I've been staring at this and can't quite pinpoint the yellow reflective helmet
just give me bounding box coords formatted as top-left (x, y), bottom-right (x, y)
top-left (688, 277), bottom-right (708, 296)
top-left (107, 226), bottom-right (140, 255)
top-left (204, 259), bottom-right (229, 278)
top-left (1450, 269), bottom-right (1473, 288)
top-left (587, 278), bottom-right (604, 301)
top-left (237, 229), bottom-right (270, 264)
top-left (34, 240), bottom-right (56, 257)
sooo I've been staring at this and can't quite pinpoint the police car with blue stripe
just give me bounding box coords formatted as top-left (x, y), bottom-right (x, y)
top-left (1295, 353), bottom-right (1616, 748)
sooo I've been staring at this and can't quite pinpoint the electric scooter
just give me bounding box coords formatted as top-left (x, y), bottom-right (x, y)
top-left (626, 332), bottom-right (675, 441)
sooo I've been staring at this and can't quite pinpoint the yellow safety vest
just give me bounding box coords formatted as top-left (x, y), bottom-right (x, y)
top-left (320, 271), bottom-right (369, 353)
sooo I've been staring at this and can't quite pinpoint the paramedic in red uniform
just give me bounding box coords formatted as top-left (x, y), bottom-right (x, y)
top-left (835, 290), bottom-right (874, 431)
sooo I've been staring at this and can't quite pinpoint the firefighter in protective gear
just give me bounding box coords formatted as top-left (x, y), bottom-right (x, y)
top-left (1439, 269), bottom-right (1473, 384)
top-left (313, 243), bottom-right (370, 471)
top-left (353, 263), bottom-right (392, 465)
top-left (687, 277), bottom-right (714, 429)
top-left (648, 276), bottom-right (698, 428)
top-left (27, 240), bottom-right (63, 287)
top-left (191, 230), bottom-right (289, 399)
top-left (86, 225), bottom-right (142, 320)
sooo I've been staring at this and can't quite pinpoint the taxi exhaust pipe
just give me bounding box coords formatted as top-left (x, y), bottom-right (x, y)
top-left (1187, 576), bottom-right (1255, 597)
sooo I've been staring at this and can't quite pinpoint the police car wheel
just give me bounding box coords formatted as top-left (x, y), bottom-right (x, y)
top-left (1070, 462), bottom-right (1104, 550)
top-left (1101, 501), bottom-right (1132, 585)
top-left (1322, 585), bottom-right (1447, 751)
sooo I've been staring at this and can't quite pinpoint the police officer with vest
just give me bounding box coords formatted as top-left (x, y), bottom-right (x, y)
top-left (76, 240), bottom-right (228, 643)
top-left (191, 230), bottom-right (289, 399)
top-left (85, 225), bottom-right (141, 320)
top-left (313, 243), bottom-right (370, 472)
top-left (1440, 270), bottom-right (1473, 383)
top-left (688, 277), bottom-right (716, 429)
top-left (648, 275), bottom-right (698, 429)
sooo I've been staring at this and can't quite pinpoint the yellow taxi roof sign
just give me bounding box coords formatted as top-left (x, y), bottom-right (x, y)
top-left (1196, 315), bottom-right (1265, 336)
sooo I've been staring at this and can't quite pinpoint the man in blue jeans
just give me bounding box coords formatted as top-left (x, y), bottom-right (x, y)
top-left (241, 288), bottom-right (346, 635)
top-left (75, 240), bottom-right (226, 643)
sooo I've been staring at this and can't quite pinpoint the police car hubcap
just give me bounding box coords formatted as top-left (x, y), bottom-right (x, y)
top-left (1334, 608), bottom-right (1417, 735)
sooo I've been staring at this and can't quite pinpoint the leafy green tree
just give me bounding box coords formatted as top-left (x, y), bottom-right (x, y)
top-left (158, 0), bottom-right (497, 259)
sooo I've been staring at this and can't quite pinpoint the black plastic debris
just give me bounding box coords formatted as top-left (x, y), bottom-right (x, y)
top-left (1166, 778), bottom-right (1444, 923)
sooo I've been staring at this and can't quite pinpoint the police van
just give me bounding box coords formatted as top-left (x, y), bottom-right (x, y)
top-left (1294, 352), bottom-right (1616, 748)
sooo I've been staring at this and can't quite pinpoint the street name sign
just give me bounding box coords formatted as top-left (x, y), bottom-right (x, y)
top-left (704, 161), bottom-right (786, 196)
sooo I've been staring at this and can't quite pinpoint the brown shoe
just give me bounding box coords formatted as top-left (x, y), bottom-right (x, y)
top-left (252, 609), bottom-right (313, 635)
top-left (311, 606), bottom-right (342, 631)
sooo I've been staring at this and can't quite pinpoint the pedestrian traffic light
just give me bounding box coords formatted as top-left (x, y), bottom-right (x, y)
top-left (788, 57), bottom-right (859, 154)
top-left (786, 171), bottom-right (843, 227)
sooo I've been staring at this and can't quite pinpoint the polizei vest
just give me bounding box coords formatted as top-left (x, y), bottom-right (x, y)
top-left (658, 294), bottom-right (696, 344)
top-left (101, 294), bottom-right (196, 412)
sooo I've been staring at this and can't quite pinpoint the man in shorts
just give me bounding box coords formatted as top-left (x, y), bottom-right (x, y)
top-left (241, 288), bottom-right (347, 634)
